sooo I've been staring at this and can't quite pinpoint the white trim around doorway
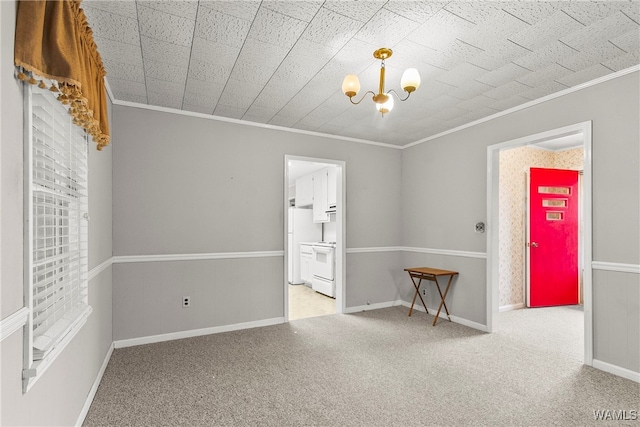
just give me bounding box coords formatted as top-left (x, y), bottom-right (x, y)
top-left (283, 155), bottom-right (346, 321)
top-left (486, 121), bottom-right (593, 366)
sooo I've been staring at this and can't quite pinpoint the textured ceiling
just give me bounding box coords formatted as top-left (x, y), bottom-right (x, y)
top-left (81, 0), bottom-right (640, 147)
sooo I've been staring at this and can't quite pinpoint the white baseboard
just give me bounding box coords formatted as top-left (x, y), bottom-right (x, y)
top-left (347, 301), bottom-right (489, 332)
top-left (449, 314), bottom-right (490, 332)
top-left (592, 359), bottom-right (640, 383)
top-left (113, 317), bottom-right (285, 349)
top-left (499, 303), bottom-right (526, 312)
top-left (397, 301), bottom-right (489, 332)
top-left (344, 300), bottom-right (403, 313)
top-left (76, 342), bottom-right (114, 427)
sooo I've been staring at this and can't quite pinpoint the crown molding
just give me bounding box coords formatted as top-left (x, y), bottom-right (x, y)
top-left (106, 65), bottom-right (639, 151)
top-left (110, 98), bottom-right (402, 150)
top-left (403, 65), bottom-right (640, 149)
top-left (103, 77), bottom-right (114, 104)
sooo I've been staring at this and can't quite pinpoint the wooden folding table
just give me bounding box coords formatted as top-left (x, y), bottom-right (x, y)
top-left (405, 267), bottom-right (458, 326)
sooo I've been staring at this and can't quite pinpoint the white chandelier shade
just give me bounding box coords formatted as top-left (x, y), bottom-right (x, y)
top-left (375, 93), bottom-right (394, 114)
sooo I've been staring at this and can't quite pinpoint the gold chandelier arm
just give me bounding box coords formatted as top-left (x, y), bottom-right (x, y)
top-left (387, 89), bottom-right (412, 102)
top-left (348, 90), bottom-right (377, 105)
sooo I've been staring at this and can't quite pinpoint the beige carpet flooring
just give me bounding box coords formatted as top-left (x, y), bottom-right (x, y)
top-left (495, 304), bottom-right (584, 362)
top-left (83, 305), bottom-right (638, 426)
top-left (288, 284), bottom-right (335, 321)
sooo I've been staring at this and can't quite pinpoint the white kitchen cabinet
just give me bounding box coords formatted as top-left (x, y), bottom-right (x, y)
top-left (300, 244), bottom-right (313, 284)
top-left (313, 168), bottom-right (329, 223)
top-left (327, 166), bottom-right (337, 209)
top-left (295, 174), bottom-right (313, 207)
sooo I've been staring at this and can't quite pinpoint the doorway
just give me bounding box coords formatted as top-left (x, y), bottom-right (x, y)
top-left (284, 155), bottom-right (346, 321)
top-left (487, 122), bottom-right (593, 365)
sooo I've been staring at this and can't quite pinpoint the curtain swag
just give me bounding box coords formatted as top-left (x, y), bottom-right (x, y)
top-left (15, 0), bottom-right (110, 150)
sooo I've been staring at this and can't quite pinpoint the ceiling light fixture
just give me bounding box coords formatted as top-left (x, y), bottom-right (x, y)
top-left (342, 48), bottom-right (420, 117)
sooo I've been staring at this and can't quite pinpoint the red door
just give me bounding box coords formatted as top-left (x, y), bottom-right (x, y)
top-left (528, 168), bottom-right (579, 307)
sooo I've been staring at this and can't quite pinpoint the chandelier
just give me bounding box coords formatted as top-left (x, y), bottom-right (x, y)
top-left (341, 48), bottom-right (421, 116)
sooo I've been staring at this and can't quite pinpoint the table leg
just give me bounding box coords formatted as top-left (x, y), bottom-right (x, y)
top-left (408, 276), bottom-right (420, 316)
top-left (408, 275), bottom-right (429, 317)
top-left (432, 275), bottom-right (454, 326)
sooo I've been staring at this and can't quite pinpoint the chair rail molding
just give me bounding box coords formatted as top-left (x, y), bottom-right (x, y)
top-left (113, 251), bottom-right (284, 264)
top-left (345, 246), bottom-right (487, 259)
top-left (401, 246), bottom-right (487, 259)
top-left (0, 307), bottom-right (29, 342)
top-left (88, 257), bottom-right (114, 280)
top-left (1, 258), bottom-right (112, 344)
top-left (592, 261), bottom-right (640, 274)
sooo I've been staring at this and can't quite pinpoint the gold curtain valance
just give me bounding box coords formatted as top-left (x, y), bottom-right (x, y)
top-left (14, 0), bottom-right (110, 150)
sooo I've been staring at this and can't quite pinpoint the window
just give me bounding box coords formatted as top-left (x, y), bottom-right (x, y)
top-left (23, 83), bottom-right (92, 392)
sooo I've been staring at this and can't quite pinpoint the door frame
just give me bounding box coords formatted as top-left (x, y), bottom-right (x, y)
top-left (486, 121), bottom-right (593, 365)
top-left (283, 155), bottom-right (346, 321)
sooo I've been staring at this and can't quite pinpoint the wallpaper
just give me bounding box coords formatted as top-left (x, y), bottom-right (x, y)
top-left (498, 146), bottom-right (584, 308)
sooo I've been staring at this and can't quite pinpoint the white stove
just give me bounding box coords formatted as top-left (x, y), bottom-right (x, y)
top-left (311, 242), bottom-right (336, 298)
top-left (312, 241), bottom-right (336, 247)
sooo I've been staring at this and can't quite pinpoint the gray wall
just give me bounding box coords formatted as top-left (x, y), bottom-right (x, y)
top-left (113, 258), bottom-right (283, 340)
top-left (0, 1), bottom-right (114, 424)
top-left (111, 106), bottom-right (403, 340)
top-left (346, 251), bottom-right (404, 307)
top-left (0, 0), bottom-right (24, 318)
top-left (401, 71), bottom-right (639, 372)
top-left (2, 2), bottom-right (637, 422)
top-left (112, 72), bottom-right (638, 372)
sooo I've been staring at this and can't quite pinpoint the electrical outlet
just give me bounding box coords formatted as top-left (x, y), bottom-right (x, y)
top-left (422, 289), bottom-right (426, 296)
top-left (182, 296), bottom-right (191, 307)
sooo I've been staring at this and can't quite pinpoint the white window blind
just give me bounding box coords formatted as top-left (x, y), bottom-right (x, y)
top-left (23, 83), bottom-right (92, 390)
